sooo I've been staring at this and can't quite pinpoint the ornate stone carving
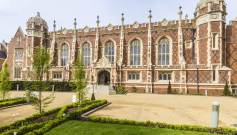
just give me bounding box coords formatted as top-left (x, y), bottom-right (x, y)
top-left (132, 21), bottom-right (139, 28)
top-left (83, 26), bottom-right (90, 33)
top-left (107, 23), bottom-right (113, 31)
top-left (95, 56), bottom-right (112, 68)
top-left (62, 28), bottom-right (67, 35)
top-left (161, 18), bottom-right (168, 26)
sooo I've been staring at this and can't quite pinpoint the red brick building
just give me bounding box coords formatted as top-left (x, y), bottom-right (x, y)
top-left (5, 0), bottom-right (237, 95)
top-left (0, 41), bottom-right (7, 69)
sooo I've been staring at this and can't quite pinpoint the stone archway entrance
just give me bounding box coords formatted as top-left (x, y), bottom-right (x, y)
top-left (98, 70), bottom-right (110, 85)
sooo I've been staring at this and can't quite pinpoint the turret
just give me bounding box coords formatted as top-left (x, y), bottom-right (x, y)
top-left (195, 0), bottom-right (226, 67)
top-left (26, 12), bottom-right (49, 51)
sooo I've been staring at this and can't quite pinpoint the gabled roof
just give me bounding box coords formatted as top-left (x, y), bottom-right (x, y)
top-left (14, 26), bottom-right (25, 38)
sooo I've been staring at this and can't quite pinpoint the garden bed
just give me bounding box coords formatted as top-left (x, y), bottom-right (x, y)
top-left (0, 100), bottom-right (108, 135)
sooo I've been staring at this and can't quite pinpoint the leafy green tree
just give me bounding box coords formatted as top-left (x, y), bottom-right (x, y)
top-left (73, 53), bottom-right (87, 103)
top-left (32, 47), bottom-right (54, 114)
top-left (223, 81), bottom-right (231, 96)
top-left (167, 81), bottom-right (172, 94)
top-left (0, 63), bottom-right (11, 100)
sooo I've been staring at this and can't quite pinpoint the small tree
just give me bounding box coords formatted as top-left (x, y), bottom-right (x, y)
top-left (223, 81), bottom-right (231, 96)
top-left (91, 93), bottom-right (95, 101)
top-left (32, 47), bottom-right (54, 114)
top-left (0, 63), bottom-right (11, 100)
top-left (167, 81), bottom-right (172, 94)
top-left (73, 53), bottom-right (87, 103)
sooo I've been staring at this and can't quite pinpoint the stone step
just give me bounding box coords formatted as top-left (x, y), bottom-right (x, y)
top-left (87, 85), bottom-right (116, 95)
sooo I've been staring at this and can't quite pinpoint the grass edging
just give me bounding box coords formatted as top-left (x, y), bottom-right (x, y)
top-left (87, 116), bottom-right (237, 135)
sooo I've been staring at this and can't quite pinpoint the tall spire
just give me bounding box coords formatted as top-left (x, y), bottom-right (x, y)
top-left (37, 11), bottom-right (40, 17)
top-left (178, 6), bottom-right (185, 66)
top-left (96, 15), bottom-right (100, 28)
top-left (178, 6), bottom-right (183, 21)
top-left (148, 10), bottom-right (152, 23)
top-left (50, 20), bottom-right (57, 64)
top-left (53, 20), bottom-right (56, 32)
top-left (119, 13), bottom-right (125, 67)
top-left (73, 18), bottom-right (77, 30)
top-left (121, 13), bottom-right (125, 26)
top-left (71, 18), bottom-right (78, 64)
top-left (94, 15), bottom-right (100, 63)
top-left (147, 9), bottom-right (153, 93)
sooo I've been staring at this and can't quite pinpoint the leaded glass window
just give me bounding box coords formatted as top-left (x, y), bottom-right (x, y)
top-left (61, 44), bottom-right (69, 66)
top-left (104, 41), bottom-right (115, 63)
top-left (130, 39), bottom-right (141, 66)
top-left (158, 38), bottom-right (170, 65)
top-left (82, 42), bottom-right (91, 66)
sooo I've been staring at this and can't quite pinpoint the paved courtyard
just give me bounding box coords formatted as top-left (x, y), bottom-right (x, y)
top-left (0, 91), bottom-right (237, 128)
top-left (94, 94), bottom-right (237, 128)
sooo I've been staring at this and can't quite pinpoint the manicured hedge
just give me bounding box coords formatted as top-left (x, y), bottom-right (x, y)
top-left (24, 100), bottom-right (108, 135)
top-left (87, 116), bottom-right (237, 135)
top-left (0, 105), bottom-right (67, 133)
top-left (0, 97), bottom-right (25, 103)
top-left (0, 98), bottom-right (27, 108)
top-left (11, 81), bottom-right (75, 91)
top-left (0, 100), bottom-right (107, 134)
top-left (1, 122), bottom-right (46, 135)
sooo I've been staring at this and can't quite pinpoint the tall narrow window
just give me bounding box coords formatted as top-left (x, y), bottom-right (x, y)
top-left (14, 66), bottom-right (22, 79)
top-left (130, 39), bottom-right (141, 66)
top-left (212, 66), bottom-right (218, 82)
top-left (158, 38), bottom-right (170, 65)
top-left (82, 42), bottom-right (91, 66)
top-left (104, 41), bottom-right (115, 63)
top-left (61, 44), bottom-right (69, 66)
top-left (212, 33), bottom-right (219, 49)
top-left (15, 49), bottom-right (23, 61)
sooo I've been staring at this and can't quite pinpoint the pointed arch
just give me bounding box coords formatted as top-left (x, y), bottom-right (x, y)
top-left (104, 39), bottom-right (116, 64)
top-left (81, 41), bottom-right (91, 66)
top-left (128, 37), bottom-right (143, 66)
top-left (156, 36), bottom-right (173, 66)
top-left (61, 42), bottom-right (69, 66)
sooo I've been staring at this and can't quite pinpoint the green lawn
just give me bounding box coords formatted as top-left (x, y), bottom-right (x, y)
top-left (46, 120), bottom-right (217, 135)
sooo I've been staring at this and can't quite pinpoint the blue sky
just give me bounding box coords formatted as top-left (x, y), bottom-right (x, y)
top-left (0, 0), bottom-right (236, 42)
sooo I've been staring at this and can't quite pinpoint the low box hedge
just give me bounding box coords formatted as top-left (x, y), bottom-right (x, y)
top-left (11, 81), bottom-right (75, 91)
top-left (87, 116), bottom-right (237, 135)
top-left (0, 97), bottom-right (24, 103)
top-left (0, 98), bottom-right (27, 108)
top-left (24, 100), bottom-right (108, 135)
top-left (1, 122), bottom-right (46, 135)
top-left (0, 100), bottom-right (107, 134)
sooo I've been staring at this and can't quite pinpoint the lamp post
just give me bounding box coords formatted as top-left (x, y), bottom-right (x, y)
top-left (196, 64), bottom-right (200, 94)
top-left (92, 75), bottom-right (95, 94)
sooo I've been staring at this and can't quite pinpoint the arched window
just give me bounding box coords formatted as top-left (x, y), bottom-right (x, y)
top-left (104, 41), bottom-right (115, 63)
top-left (61, 43), bottom-right (69, 66)
top-left (82, 42), bottom-right (91, 66)
top-left (158, 38), bottom-right (170, 65)
top-left (130, 39), bottom-right (141, 66)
